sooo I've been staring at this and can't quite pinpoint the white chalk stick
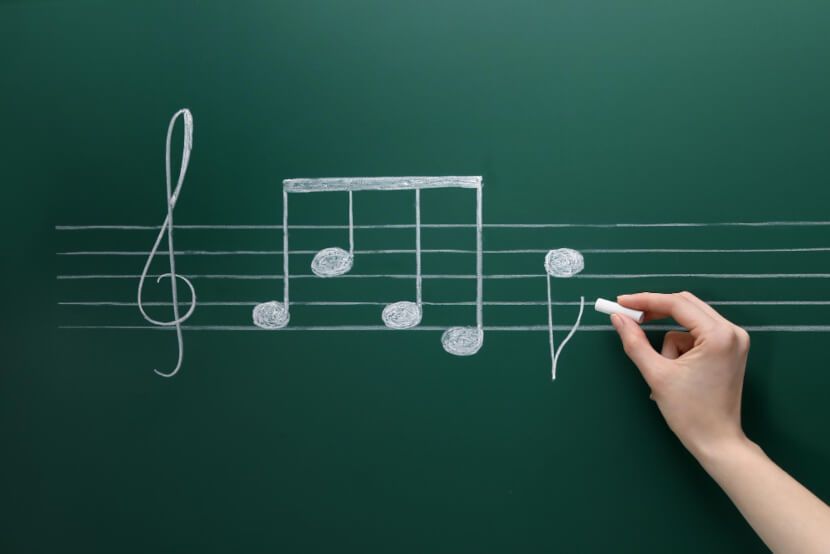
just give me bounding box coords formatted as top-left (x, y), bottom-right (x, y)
top-left (594, 298), bottom-right (645, 324)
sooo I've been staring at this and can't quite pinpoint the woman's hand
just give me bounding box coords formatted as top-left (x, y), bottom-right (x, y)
top-left (610, 291), bottom-right (750, 458)
top-left (610, 291), bottom-right (830, 553)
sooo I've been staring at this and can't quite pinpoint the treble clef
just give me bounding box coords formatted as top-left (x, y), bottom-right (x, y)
top-left (137, 108), bottom-right (197, 378)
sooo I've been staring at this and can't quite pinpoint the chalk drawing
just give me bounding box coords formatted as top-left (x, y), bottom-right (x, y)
top-left (59, 324), bottom-right (830, 333)
top-left (252, 300), bottom-right (289, 329)
top-left (55, 220), bottom-right (830, 230)
top-left (56, 135), bottom-right (830, 382)
top-left (441, 182), bottom-right (484, 356)
top-left (60, 272), bottom-right (830, 281)
top-left (253, 177), bottom-right (484, 355)
top-left (136, 108), bottom-right (196, 378)
top-left (311, 191), bottom-right (354, 277)
top-left (544, 248), bottom-right (585, 379)
top-left (57, 246), bottom-right (830, 256)
top-left (251, 187), bottom-right (290, 329)
top-left (57, 300), bottom-right (830, 308)
top-left (381, 189), bottom-right (422, 329)
top-left (544, 248), bottom-right (585, 278)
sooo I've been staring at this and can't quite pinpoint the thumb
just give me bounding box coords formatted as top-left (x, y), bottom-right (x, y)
top-left (611, 314), bottom-right (662, 382)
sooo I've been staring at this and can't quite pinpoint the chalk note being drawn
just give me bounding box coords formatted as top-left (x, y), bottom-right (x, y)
top-left (544, 248), bottom-right (585, 379)
top-left (253, 176), bottom-right (485, 356)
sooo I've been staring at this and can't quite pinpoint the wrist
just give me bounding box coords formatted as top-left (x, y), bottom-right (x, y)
top-left (689, 433), bottom-right (760, 472)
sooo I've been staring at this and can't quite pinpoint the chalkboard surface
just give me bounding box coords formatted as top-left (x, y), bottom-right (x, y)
top-left (4, 1), bottom-right (830, 552)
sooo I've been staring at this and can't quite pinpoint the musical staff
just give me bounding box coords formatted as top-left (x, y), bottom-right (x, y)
top-left (57, 216), bottom-right (830, 378)
top-left (46, 105), bottom-right (830, 380)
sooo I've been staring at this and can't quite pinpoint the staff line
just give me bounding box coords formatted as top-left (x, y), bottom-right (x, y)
top-left (57, 324), bottom-right (830, 332)
top-left (56, 273), bottom-right (830, 280)
top-left (54, 221), bottom-right (830, 231)
top-left (55, 247), bottom-right (830, 256)
top-left (58, 300), bottom-right (830, 307)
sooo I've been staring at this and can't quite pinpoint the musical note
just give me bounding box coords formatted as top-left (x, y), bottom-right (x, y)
top-left (440, 182), bottom-right (484, 356)
top-left (253, 176), bottom-right (484, 356)
top-left (544, 248), bottom-right (585, 379)
top-left (252, 187), bottom-right (290, 329)
top-left (311, 190), bottom-right (354, 277)
top-left (381, 188), bottom-right (422, 329)
top-left (137, 108), bottom-right (197, 378)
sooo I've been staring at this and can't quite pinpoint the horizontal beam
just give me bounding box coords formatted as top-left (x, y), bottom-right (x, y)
top-left (283, 176), bottom-right (482, 192)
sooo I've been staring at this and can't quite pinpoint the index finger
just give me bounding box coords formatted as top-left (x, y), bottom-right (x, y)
top-left (617, 292), bottom-right (717, 333)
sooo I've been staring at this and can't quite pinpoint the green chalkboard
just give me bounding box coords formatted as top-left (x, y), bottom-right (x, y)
top-left (4, 1), bottom-right (830, 552)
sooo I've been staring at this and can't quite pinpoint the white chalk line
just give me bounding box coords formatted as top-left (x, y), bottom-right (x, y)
top-left (55, 300), bottom-right (830, 307)
top-left (135, 108), bottom-right (194, 378)
top-left (282, 188), bottom-right (289, 307)
top-left (475, 185), bottom-right (484, 331)
top-left (58, 324), bottom-right (830, 332)
top-left (54, 247), bottom-right (830, 256)
top-left (348, 190), bottom-right (354, 257)
top-left (54, 221), bottom-right (830, 231)
top-left (56, 273), bottom-right (830, 280)
top-left (576, 273), bottom-right (830, 279)
top-left (56, 273), bottom-right (513, 280)
top-left (416, 189), bottom-right (424, 307)
top-left (283, 176), bottom-right (482, 193)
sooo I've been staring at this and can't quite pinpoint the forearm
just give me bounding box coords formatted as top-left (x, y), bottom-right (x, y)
top-left (693, 436), bottom-right (830, 554)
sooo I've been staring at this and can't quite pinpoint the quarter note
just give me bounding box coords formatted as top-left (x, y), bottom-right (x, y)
top-left (137, 108), bottom-right (197, 378)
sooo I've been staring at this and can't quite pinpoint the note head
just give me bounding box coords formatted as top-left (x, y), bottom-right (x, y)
top-left (252, 301), bottom-right (290, 329)
top-left (311, 247), bottom-right (354, 277)
top-left (381, 301), bottom-right (422, 329)
top-left (544, 248), bottom-right (584, 277)
top-left (441, 326), bottom-right (483, 356)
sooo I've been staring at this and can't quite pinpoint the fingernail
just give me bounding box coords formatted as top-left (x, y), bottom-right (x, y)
top-left (610, 313), bottom-right (623, 331)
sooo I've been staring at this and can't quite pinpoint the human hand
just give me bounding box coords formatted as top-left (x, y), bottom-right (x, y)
top-left (610, 292), bottom-right (751, 459)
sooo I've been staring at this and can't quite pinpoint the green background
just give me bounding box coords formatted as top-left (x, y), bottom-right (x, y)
top-left (3, 1), bottom-right (830, 552)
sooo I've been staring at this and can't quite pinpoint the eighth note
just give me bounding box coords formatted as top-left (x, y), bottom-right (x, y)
top-left (381, 188), bottom-right (423, 329)
top-left (253, 176), bottom-right (484, 356)
top-left (137, 108), bottom-right (197, 378)
top-left (544, 248), bottom-right (585, 379)
top-left (311, 190), bottom-right (354, 277)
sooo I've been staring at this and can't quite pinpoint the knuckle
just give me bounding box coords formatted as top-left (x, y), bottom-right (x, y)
top-left (707, 328), bottom-right (734, 350)
top-left (679, 290), bottom-right (699, 301)
top-left (709, 324), bottom-right (750, 353)
top-left (733, 326), bottom-right (751, 351)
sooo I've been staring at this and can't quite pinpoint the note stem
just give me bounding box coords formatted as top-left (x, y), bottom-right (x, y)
top-left (348, 190), bottom-right (354, 258)
top-left (283, 188), bottom-right (290, 307)
top-left (416, 188), bottom-right (422, 307)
